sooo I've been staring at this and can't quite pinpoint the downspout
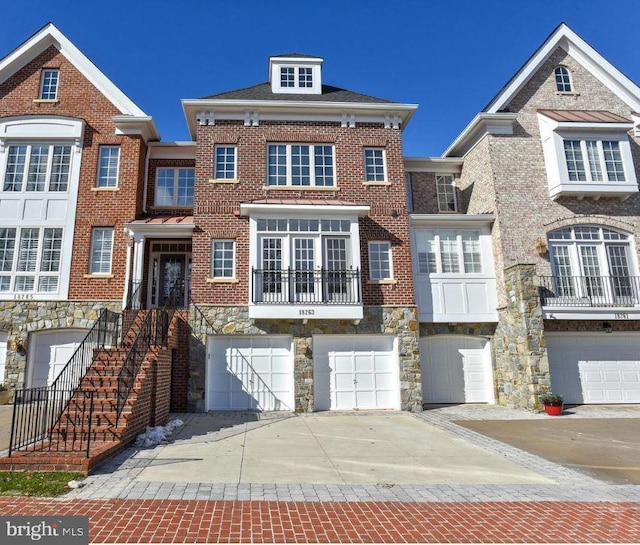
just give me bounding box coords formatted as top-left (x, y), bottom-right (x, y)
top-left (142, 143), bottom-right (151, 214)
top-left (122, 228), bottom-right (132, 308)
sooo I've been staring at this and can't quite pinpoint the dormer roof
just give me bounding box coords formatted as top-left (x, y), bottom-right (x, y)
top-left (0, 22), bottom-right (159, 141)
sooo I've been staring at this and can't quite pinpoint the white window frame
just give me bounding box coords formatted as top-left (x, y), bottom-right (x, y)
top-left (90, 228), bottom-right (114, 274)
top-left (267, 144), bottom-right (335, 187)
top-left (364, 148), bottom-right (387, 183)
top-left (155, 167), bottom-right (195, 207)
top-left (368, 241), bottom-right (393, 281)
top-left (39, 69), bottom-right (59, 100)
top-left (279, 66), bottom-right (314, 90)
top-left (554, 66), bottom-right (572, 93)
top-left (436, 174), bottom-right (458, 212)
top-left (2, 143), bottom-right (72, 193)
top-left (214, 146), bottom-right (237, 180)
top-left (211, 239), bottom-right (235, 279)
top-left (96, 146), bottom-right (120, 188)
top-left (414, 229), bottom-right (483, 275)
top-left (563, 139), bottom-right (626, 183)
top-left (537, 113), bottom-right (638, 200)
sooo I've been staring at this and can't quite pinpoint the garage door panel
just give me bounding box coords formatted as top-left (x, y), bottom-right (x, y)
top-left (313, 335), bottom-right (399, 410)
top-left (29, 330), bottom-right (88, 388)
top-left (207, 336), bottom-right (293, 411)
top-left (548, 335), bottom-right (640, 404)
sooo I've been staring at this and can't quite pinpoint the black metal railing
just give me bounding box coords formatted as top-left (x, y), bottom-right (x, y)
top-left (251, 268), bottom-right (362, 305)
top-left (539, 275), bottom-right (640, 307)
top-left (115, 309), bottom-right (170, 425)
top-left (8, 308), bottom-right (119, 455)
top-left (9, 389), bottom-right (95, 456)
top-left (126, 280), bottom-right (143, 310)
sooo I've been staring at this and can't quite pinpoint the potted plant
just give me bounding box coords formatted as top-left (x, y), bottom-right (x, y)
top-left (0, 383), bottom-right (11, 405)
top-left (539, 392), bottom-right (563, 416)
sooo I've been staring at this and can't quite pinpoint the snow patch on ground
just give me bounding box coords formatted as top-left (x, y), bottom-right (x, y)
top-left (134, 419), bottom-right (184, 448)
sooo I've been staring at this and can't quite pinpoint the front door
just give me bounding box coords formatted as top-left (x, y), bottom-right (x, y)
top-left (159, 255), bottom-right (185, 307)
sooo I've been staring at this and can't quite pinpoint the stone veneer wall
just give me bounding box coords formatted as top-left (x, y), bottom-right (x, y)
top-left (493, 264), bottom-right (549, 410)
top-left (0, 300), bottom-right (122, 389)
top-left (188, 305), bottom-right (421, 413)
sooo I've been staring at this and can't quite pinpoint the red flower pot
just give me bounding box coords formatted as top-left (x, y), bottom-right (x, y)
top-left (544, 402), bottom-right (563, 416)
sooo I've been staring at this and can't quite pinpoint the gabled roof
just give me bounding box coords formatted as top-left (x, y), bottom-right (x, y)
top-left (0, 23), bottom-right (159, 139)
top-left (201, 82), bottom-right (393, 103)
top-left (484, 23), bottom-right (640, 114)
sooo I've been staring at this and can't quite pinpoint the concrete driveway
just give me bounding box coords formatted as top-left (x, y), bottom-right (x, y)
top-left (134, 411), bottom-right (552, 485)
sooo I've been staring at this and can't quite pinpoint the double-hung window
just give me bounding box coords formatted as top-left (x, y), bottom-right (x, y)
top-left (436, 175), bottom-right (457, 212)
top-left (214, 146), bottom-right (236, 180)
top-left (40, 69), bottom-right (59, 100)
top-left (267, 144), bottom-right (334, 187)
top-left (156, 168), bottom-right (195, 206)
top-left (211, 240), bottom-right (235, 279)
top-left (97, 146), bottom-right (120, 188)
top-left (415, 229), bottom-right (482, 275)
top-left (364, 148), bottom-right (386, 182)
top-left (368, 241), bottom-right (393, 280)
top-left (0, 227), bottom-right (63, 293)
top-left (564, 140), bottom-right (626, 182)
top-left (90, 228), bottom-right (114, 274)
top-left (3, 144), bottom-right (72, 192)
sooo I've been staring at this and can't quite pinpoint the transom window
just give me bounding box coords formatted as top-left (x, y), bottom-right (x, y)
top-left (267, 144), bottom-right (334, 187)
top-left (368, 241), bottom-right (393, 280)
top-left (0, 227), bottom-right (63, 293)
top-left (90, 228), bottom-right (114, 274)
top-left (548, 226), bottom-right (635, 301)
top-left (364, 148), bottom-right (386, 182)
top-left (211, 240), bottom-right (235, 278)
top-left (214, 146), bottom-right (236, 179)
top-left (415, 229), bottom-right (482, 274)
top-left (156, 168), bottom-right (195, 206)
top-left (3, 144), bottom-right (72, 192)
top-left (564, 140), bottom-right (625, 182)
top-left (97, 146), bottom-right (120, 188)
top-left (40, 69), bottom-right (59, 100)
top-left (436, 175), bottom-right (457, 212)
top-left (554, 66), bottom-right (572, 92)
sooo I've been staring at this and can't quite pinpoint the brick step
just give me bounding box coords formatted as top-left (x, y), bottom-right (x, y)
top-left (69, 389), bottom-right (140, 402)
top-left (81, 374), bottom-right (148, 388)
top-left (67, 398), bottom-right (133, 413)
top-left (50, 425), bottom-right (125, 443)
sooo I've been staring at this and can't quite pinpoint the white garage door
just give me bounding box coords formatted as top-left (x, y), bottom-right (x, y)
top-left (547, 334), bottom-right (640, 404)
top-left (313, 335), bottom-right (399, 411)
top-left (0, 332), bottom-right (7, 383)
top-left (421, 336), bottom-right (494, 403)
top-left (207, 336), bottom-right (294, 411)
top-left (29, 330), bottom-right (89, 388)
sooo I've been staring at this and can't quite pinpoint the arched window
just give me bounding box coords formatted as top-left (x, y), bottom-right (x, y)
top-left (548, 226), bottom-right (635, 303)
top-left (554, 66), bottom-right (572, 92)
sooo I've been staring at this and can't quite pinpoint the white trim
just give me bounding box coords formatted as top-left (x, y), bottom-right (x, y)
top-left (409, 214), bottom-right (495, 226)
top-left (123, 222), bottom-right (194, 238)
top-left (443, 113), bottom-right (518, 158)
top-left (148, 141), bottom-right (196, 160)
top-left (240, 203), bottom-right (370, 217)
top-left (404, 157), bottom-right (463, 174)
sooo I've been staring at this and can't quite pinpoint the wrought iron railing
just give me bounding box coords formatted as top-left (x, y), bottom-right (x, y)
top-left (126, 280), bottom-right (143, 310)
top-left (251, 268), bottom-right (362, 305)
top-left (116, 309), bottom-right (170, 425)
top-left (539, 275), bottom-right (640, 307)
top-left (9, 308), bottom-right (120, 455)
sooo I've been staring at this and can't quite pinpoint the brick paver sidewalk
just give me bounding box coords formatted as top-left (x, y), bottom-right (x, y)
top-left (1, 498), bottom-right (639, 543)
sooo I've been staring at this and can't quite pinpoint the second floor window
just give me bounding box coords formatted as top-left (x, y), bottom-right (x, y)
top-left (156, 168), bottom-right (195, 206)
top-left (214, 146), bottom-right (236, 179)
top-left (564, 140), bottom-right (625, 182)
top-left (212, 240), bottom-right (235, 278)
top-left (40, 69), bottom-right (59, 100)
top-left (415, 229), bottom-right (482, 275)
top-left (97, 146), bottom-right (120, 188)
top-left (3, 144), bottom-right (72, 192)
top-left (436, 175), bottom-right (457, 212)
top-left (90, 228), bottom-right (114, 274)
top-left (364, 148), bottom-right (386, 182)
top-left (267, 144), bottom-right (334, 187)
top-left (368, 241), bottom-right (393, 280)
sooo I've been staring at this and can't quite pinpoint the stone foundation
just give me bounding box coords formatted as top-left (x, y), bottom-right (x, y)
top-left (188, 305), bottom-right (421, 413)
top-left (0, 300), bottom-right (122, 388)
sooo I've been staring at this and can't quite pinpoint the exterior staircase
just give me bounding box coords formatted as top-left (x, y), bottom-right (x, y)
top-left (0, 308), bottom-right (180, 473)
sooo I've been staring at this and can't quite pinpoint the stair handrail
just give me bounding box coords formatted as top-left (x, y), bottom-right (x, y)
top-left (9, 308), bottom-right (121, 456)
top-left (115, 308), bottom-right (170, 425)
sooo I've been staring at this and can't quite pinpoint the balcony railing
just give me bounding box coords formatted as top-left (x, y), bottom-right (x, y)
top-left (539, 275), bottom-right (640, 307)
top-left (252, 268), bottom-right (362, 305)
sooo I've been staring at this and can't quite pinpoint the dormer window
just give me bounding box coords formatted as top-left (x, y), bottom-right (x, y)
top-left (270, 55), bottom-right (323, 95)
top-left (40, 69), bottom-right (59, 100)
top-left (554, 66), bottom-right (572, 92)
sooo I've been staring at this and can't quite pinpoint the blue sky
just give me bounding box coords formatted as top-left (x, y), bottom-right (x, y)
top-left (2, 0), bottom-right (639, 156)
